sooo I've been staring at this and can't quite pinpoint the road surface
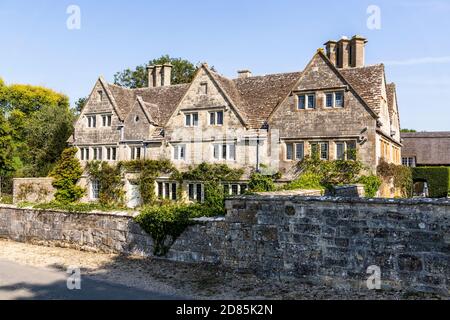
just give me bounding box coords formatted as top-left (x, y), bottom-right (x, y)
top-left (0, 259), bottom-right (183, 300)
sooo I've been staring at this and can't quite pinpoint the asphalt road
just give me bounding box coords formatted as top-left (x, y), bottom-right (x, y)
top-left (0, 259), bottom-right (183, 300)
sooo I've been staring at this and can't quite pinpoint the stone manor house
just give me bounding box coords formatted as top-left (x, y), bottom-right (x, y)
top-left (69, 35), bottom-right (402, 207)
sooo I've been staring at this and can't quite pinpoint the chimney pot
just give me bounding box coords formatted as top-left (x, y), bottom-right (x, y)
top-left (162, 63), bottom-right (173, 86)
top-left (350, 35), bottom-right (368, 67)
top-left (324, 40), bottom-right (338, 66)
top-left (237, 70), bottom-right (252, 79)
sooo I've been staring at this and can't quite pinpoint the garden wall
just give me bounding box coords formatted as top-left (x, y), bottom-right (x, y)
top-left (0, 195), bottom-right (449, 296)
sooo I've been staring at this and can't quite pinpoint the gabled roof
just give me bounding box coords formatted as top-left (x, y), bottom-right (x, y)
top-left (386, 83), bottom-right (400, 127)
top-left (339, 63), bottom-right (385, 115)
top-left (86, 52), bottom-right (391, 130)
top-left (233, 72), bottom-right (302, 128)
top-left (107, 82), bottom-right (189, 126)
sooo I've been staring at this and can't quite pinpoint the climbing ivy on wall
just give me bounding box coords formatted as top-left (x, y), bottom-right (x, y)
top-left (86, 161), bottom-right (125, 206)
top-left (377, 159), bottom-right (413, 197)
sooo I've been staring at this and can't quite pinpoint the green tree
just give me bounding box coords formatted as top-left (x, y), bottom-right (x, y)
top-left (50, 147), bottom-right (85, 203)
top-left (0, 111), bottom-right (15, 177)
top-left (0, 80), bottom-right (75, 177)
top-left (114, 55), bottom-right (197, 88)
top-left (75, 97), bottom-right (87, 114)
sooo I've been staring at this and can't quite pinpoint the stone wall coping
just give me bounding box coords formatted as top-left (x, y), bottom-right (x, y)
top-left (333, 184), bottom-right (364, 189)
top-left (13, 177), bottom-right (54, 181)
top-left (0, 204), bottom-right (139, 218)
top-left (193, 217), bottom-right (226, 222)
top-left (226, 195), bottom-right (450, 206)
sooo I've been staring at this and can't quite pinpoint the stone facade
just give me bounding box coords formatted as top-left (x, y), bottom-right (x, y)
top-left (69, 35), bottom-right (402, 205)
top-left (1, 195), bottom-right (449, 295)
top-left (12, 178), bottom-right (55, 204)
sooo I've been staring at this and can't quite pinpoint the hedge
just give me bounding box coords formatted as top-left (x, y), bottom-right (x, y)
top-left (412, 167), bottom-right (450, 198)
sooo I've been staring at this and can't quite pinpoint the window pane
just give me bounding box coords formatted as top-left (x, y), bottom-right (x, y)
top-left (326, 93), bottom-right (333, 107)
top-left (86, 149), bottom-right (89, 160)
top-left (174, 146), bottom-right (179, 160)
top-left (213, 145), bottom-right (219, 159)
top-left (189, 184), bottom-right (195, 200)
top-left (222, 145), bottom-right (227, 159)
top-left (217, 111), bottom-right (224, 125)
top-left (210, 112), bottom-right (215, 125)
top-left (335, 92), bottom-right (344, 107)
top-left (165, 183), bottom-right (170, 199)
top-left (308, 95), bottom-right (315, 108)
top-left (311, 144), bottom-right (318, 159)
top-left (158, 182), bottom-right (163, 198)
top-left (193, 113), bottom-right (199, 126)
top-left (112, 148), bottom-right (117, 160)
top-left (295, 143), bottom-right (304, 160)
top-left (336, 143), bottom-right (345, 160)
top-left (172, 183), bottom-right (177, 200)
top-left (107, 148), bottom-right (111, 160)
top-left (347, 141), bottom-right (357, 160)
top-left (286, 143), bottom-right (293, 160)
top-left (180, 145), bottom-right (185, 159)
top-left (298, 95), bottom-right (305, 109)
top-left (231, 185), bottom-right (239, 195)
top-left (185, 114), bottom-right (191, 126)
top-left (321, 143), bottom-right (329, 160)
top-left (196, 184), bottom-right (202, 202)
top-left (229, 144), bottom-right (236, 160)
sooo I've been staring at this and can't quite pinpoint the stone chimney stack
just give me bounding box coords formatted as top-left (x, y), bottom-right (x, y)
top-left (350, 35), bottom-right (367, 67)
top-left (337, 36), bottom-right (351, 68)
top-left (162, 63), bottom-right (173, 86)
top-left (325, 35), bottom-right (368, 69)
top-left (148, 64), bottom-right (173, 87)
top-left (237, 70), bottom-right (252, 79)
top-left (324, 40), bottom-right (338, 66)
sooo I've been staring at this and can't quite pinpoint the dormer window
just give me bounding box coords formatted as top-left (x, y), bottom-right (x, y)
top-left (297, 94), bottom-right (315, 110)
top-left (185, 113), bottom-right (199, 127)
top-left (209, 111), bottom-right (224, 126)
top-left (87, 115), bottom-right (96, 128)
top-left (325, 91), bottom-right (345, 108)
top-left (102, 115), bottom-right (112, 127)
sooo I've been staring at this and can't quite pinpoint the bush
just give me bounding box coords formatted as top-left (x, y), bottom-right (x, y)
top-left (412, 167), bottom-right (450, 198)
top-left (248, 173), bottom-right (277, 192)
top-left (32, 201), bottom-right (129, 213)
top-left (284, 172), bottom-right (324, 191)
top-left (377, 159), bottom-right (412, 197)
top-left (135, 204), bottom-right (205, 256)
top-left (50, 147), bottom-right (85, 203)
top-left (0, 194), bottom-right (13, 204)
top-left (358, 175), bottom-right (382, 198)
top-left (87, 161), bottom-right (124, 206)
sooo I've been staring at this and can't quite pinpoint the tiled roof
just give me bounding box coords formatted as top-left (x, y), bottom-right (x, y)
top-left (233, 72), bottom-right (302, 128)
top-left (386, 83), bottom-right (399, 126)
top-left (105, 63), bottom-right (386, 129)
top-left (401, 132), bottom-right (450, 165)
top-left (107, 83), bottom-right (189, 126)
top-left (340, 64), bottom-right (385, 115)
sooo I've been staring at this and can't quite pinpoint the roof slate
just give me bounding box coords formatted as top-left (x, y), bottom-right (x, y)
top-left (103, 63), bottom-right (387, 129)
top-left (401, 132), bottom-right (450, 165)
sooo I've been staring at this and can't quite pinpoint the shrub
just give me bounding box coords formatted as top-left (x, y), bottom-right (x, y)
top-left (0, 194), bottom-right (13, 204)
top-left (248, 172), bottom-right (278, 192)
top-left (284, 172), bottom-right (324, 191)
top-left (412, 167), bottom-right (450, 198)
top-left (377, 159), bottom-right (413, 197)
top-left (32, 201), bottom-right (129, 213)
top-left (358, 175), bottom-right (382, 198)
top-left (50, 147), bottom-right (85, 203)
top-left (135, 204), bottom-right (205, 256)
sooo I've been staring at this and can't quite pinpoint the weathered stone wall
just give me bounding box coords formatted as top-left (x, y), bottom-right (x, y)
top-left (1, 196), bottom-right (449, 296)
top-left (13, 178), bottom-right (56, 204)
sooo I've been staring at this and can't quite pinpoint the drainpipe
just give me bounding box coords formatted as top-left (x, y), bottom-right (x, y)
top-left (256, 135), bottom-right (260, 173)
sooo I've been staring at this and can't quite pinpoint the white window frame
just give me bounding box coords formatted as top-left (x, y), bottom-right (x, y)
top-left (286, 143), bottom-right (304, 161)
top-left (91, 180), bottom-right (100, 200)
top-left (80, 147), bottom-right (90, 161)
top-left (157, 181), bottom-right (178, 201)
top-left (185, 113), bottom-right (199, 127)
top-left (297, 93), bottom-right (316, 110)
top-left (130, 146), bottom-right (142, 160)
top-left (87, 115), bottom-right (97, 128)
top-left (93, 147), bottom-right (103, 161)
top-left (173, 144), bottom-right (186, 161)
top-left (222, 183), bottom-right (248, 196)
top-left (325, 91), bottom-right (345, 108)
top-left (213, 143), bottom-right (236, 161)
top-left (402, 157), bottom-right (416, 167)
top-left (102, 114), bottom-right (112, 127)
top-left (311, 142), bottom-right (329, 160)
top-left (188, 183), bottom-right (204, 202)
top-left (209, 111), bottom-right (224, 126)
top-left (106, 147), bottom-right (117, 161)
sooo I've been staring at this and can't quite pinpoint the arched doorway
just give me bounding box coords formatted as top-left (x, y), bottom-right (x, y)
top-left (413, 179), bottom-right (429, 197)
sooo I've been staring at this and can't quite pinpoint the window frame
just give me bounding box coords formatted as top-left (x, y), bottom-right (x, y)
top-left (213, 143), bottom-right (236, 161)
top-left (102, 114), bottom-right (112, 127)
top-left (91, 179), bottom-right (100, 200)
top-left (209, 111), bottom-right (224, 126)
top-left (188, 183), bottom-right (204, 202)
top-left (297, 93), bottom-right (316, 110)
top-left (310, 142), bottom-right (329, 160)
top-left (324, 91), bottom-right (345, 108)
top-left (87, 115), bottom-right (97, 128)
top-left (185, 112), bottom-right (199, 127)
top-left (173, 144), bottom-right (187, 161)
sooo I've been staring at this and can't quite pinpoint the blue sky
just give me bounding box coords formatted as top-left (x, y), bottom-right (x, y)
top-left (0, 0), bottom-right (449, 131)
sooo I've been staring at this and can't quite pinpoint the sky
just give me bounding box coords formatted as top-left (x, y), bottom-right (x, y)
top-left (0, 0), bottom-right (449, 131)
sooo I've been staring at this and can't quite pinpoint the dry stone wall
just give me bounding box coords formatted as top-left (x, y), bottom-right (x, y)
top-left (0, 195), bottom-right (449, 296)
